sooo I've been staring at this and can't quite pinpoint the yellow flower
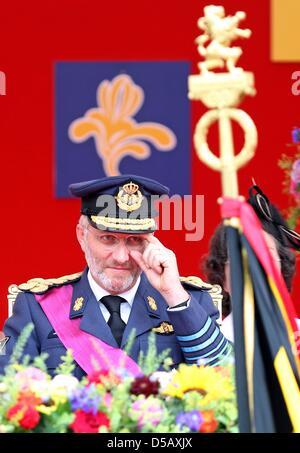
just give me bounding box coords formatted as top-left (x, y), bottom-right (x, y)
top-left (50, 393), bottom-right (67, 405)
top-left (36, 393), bottom-right (67, 415)
top-left (163, 364), bottom-right (234, 407)
top-left (36, 403), bottom-right (58, 415)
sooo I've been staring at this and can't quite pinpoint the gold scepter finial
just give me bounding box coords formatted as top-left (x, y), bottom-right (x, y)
top-left (188, 5), bottom-right (258, 198)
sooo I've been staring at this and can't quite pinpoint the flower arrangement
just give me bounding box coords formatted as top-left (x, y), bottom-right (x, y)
top-left (278, 127), bottom-right (300, 228)
top-left (0, 325), bottom-right (238, 433)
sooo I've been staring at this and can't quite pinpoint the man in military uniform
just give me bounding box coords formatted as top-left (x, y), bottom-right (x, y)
top-left (0, 175), bottom-right (231, 378)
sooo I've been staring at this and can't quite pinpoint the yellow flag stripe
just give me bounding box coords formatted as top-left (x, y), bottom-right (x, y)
top-left (274, 347), bottom-right (300, 432)
top-left (268, 277), bottom-right (300, 376)
top-left (242, 247), bottom-right (256, 431)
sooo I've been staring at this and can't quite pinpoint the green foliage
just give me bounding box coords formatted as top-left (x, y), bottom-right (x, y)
top-left (124, 328), bottom-right (136, 355)
top-left (182, 390), bottom-right (204, 412)
top-left (31, 353), bottom-right (49, 373)
top-left (125, 330), bottom-right (172, 374)
top-left (215, 399), bottom-right (238, 433)
top-left (54, 350), bottom-right (76, 376)
top-left (38, 410), bottom-right (74, 433)
top-left (137, 332), bottom-right (171, 375)
top-left (8, 323), bottom-right (34, 366)
top-left (108, 381), bottom-right (136, 432)
top-left (286, 206), bottom-right (300, 229)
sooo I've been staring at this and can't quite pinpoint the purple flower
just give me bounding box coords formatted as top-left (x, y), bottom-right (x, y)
top-left (292, 127), bottom-right (300, 144)
top-left (176, 410), bottom-right (203, 432)
top-left (69, 384), bottom-right (101, 415)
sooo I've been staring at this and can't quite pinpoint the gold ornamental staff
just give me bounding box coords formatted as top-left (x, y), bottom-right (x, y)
top-left (188, 4), bottom-right (258, 198)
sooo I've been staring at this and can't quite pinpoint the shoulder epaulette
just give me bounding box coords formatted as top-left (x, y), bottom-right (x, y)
top-left (180, 275), bottom-right (223, 321)
top-left (180, 275), bottom-right (213, 290)
top-left (18, 272), bottom-right (83, 295)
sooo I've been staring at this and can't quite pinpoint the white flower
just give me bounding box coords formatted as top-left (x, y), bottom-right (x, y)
top-left (150, 370), bottom-right (176, 391)
top-left (31, 380), bottom-right (51, 402)
top-left (50, 374), bottom-right (79, 397)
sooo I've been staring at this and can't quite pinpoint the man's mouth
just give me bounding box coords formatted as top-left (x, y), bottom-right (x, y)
top-left (109, 267), bottom-right (131, 271)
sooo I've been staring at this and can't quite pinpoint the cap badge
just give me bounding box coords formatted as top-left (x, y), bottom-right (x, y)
top-left (147, 296), bottom-right (157, 311)
top-left (73, 297), bottom-right (84, 312)
top-left (116, 182), bottom-right (143, 212)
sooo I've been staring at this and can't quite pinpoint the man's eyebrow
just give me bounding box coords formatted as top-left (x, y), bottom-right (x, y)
top-left (97, 233), bottom-right (115, 237)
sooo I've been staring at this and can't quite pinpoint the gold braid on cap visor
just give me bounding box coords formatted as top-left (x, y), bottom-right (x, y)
top-left (90, 215), bottom-right (156, 231)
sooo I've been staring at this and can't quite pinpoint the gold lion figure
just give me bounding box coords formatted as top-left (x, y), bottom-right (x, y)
top-left (196, 5), bottom-right (251, 75)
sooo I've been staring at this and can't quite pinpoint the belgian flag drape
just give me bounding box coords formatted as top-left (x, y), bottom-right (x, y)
top-left (221, 198), bottom-right (300, 433)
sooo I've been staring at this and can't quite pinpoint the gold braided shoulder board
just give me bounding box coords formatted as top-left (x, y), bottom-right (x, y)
top-left (180, 275), bottom-right (223, 321)
top-left (17, 272), bottom-right (83, 295)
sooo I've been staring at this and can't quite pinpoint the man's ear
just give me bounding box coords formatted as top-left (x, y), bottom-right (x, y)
top-left (76, 224), bottom-right (86, 253)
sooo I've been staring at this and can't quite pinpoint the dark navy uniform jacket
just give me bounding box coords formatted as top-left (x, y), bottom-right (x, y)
top-left (0, 270), bottom-right (231, 378)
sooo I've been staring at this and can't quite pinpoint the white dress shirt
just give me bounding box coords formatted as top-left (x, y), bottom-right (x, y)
top-left (87, 270), bottom-right (141, 324)
top-left (221, 312), bottom-right (300, 343)
top-left (220, 312), bottom-right (234, 342)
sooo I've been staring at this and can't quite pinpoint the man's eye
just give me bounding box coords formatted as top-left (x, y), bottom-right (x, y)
top-left (99, 235), bottom-right (117, 244)
top-left (127, 236), bottom-right (144, 246)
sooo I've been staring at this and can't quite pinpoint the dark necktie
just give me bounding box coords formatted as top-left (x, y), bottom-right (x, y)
top-left (101, 295), bottom-right (127, 347)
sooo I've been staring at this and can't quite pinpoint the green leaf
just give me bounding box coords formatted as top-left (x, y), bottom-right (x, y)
top-left (137, 332), bottom-right (171, 375)
top-left (54, 349), bottom-right (76, 375)
top-left (8, 323), bottom-right (34, 366)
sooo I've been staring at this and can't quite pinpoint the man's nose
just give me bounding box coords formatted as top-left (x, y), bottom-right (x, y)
top-left (111, 240), bottom-right (130, 263)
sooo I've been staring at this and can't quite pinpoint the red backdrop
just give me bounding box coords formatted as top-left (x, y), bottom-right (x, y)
top-left (1, 0), bottom-right (300, 327)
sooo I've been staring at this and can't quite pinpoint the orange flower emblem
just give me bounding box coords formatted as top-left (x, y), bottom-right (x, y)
top-left (69, 74), bottom-right (177, 176)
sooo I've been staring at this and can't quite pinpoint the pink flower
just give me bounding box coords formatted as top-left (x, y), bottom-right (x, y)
top-left (16, 367), bottom-right (47, 381)
top-left (129, 397), bottom-right (164, 430)
top-left (15, 367), bottom-right (48, 390)
top-left (102, 393), bottom-right (112, 409)
top-left (291, 160), bottom-right (300, 186)
top-left (290, 160), bottom-right (300, 204)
